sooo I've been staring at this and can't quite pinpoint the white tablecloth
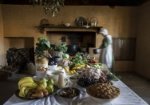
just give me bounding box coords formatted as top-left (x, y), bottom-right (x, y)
top-left (3, 80), bottom-right (149, 105)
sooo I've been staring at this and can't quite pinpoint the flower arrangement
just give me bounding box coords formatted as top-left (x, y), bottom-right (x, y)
top-left (35, 37), bottom-right (51, 58)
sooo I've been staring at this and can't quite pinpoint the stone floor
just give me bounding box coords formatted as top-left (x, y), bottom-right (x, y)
top-left (117, 72), bottom-right (150, 105)
top-left (0, 72), bottom-right (150, 105)
top-left (0, 80), bottom-right (17, 105)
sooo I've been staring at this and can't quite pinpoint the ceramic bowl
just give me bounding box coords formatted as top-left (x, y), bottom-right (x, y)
top-left (36, 70), bottom-right (46, 78)
top-left (86, 89), bottom-right (113, 104)
top-left (56, 87), bottom-right (80, 99)
top-left (64, 23), bottom-right (71, 27)
top-left (48, 65), bottom-right (57, 71)
top-left (93, 48), bottom-right (101, 54)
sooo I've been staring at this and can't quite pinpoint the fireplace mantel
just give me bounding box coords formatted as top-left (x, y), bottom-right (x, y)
top-left (36, 25), bottom-right (102, 48)
top-left (37, 25), bottom-right (102, 34)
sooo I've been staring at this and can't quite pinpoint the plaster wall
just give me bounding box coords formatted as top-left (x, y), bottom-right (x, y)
top-left (2, 5), bottom-right (137, 38)
top-left (1, 5), bottom-right (138, 71)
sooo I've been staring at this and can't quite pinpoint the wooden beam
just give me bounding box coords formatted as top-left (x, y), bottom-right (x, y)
top-left (0, 0), bottom-right (148, 6)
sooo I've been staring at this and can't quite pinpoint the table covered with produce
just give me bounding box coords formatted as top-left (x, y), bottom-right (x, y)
top-left (3, 53), bottom-right (149, 105)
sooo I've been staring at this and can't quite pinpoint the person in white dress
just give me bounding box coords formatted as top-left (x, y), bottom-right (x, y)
top-left (99, 28), bottom-right (114, 71)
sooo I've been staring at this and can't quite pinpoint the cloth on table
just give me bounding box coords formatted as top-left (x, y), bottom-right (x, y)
top-left (3, 80), bottom-right (148, 105)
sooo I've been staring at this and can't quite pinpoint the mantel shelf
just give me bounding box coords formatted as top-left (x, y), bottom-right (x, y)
top-left (37, 25), bottom-right (102, 33)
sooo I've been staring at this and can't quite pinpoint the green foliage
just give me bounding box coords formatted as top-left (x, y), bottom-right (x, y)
top-left (91, 63), bottom-right (103, 69)
top-left (35, 37), bottom-right (50, 57)
top-left (71, 53), bottom-right (88, 66)
top-left (43, 0), bottom-right (64, 16)
top-left (55, 42), bottom-right (68, 53)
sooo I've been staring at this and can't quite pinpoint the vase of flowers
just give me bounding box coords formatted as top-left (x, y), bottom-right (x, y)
top-left (35, 36), bottom-right (51, 77)
top-left (54, 42), bottom-right (68, 58)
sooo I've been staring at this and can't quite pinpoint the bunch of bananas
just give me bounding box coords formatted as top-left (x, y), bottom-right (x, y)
top-left (63, 64), bottom-right (86, 75)
top-left (18, 77), bottom-right (37, 97)
top-left (71, 64), bottom-right (85, 70)
top-left (18, 77), bottom-right (54, 99)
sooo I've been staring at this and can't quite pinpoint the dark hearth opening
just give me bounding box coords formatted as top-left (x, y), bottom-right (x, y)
top-left (47, 32), bottom-right (96, 55)
top-left (6, 48), bottom-right (34, 74)
top-left (5, 37), bottom-right (35, 74)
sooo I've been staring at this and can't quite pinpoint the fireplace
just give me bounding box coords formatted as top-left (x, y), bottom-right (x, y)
top-left (40, 26), bottom-right (101, 55)
top-left (5, 37), bottom-right (35, 74)
top-left (47, 32), bottom-right (96, 54)
top-left (2, 26), bottom-right (101, 76)
top-left (6, 48), bottom-right (34, 72)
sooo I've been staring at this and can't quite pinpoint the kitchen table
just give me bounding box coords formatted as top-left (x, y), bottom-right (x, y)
top-left (3, 80), bottom-right (149, 105)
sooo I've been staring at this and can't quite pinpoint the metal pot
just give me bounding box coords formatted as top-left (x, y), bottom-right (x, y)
top-left (67, 44), bottom-right (80, 55)
top-left (93, 48), bottom-right (101, 54)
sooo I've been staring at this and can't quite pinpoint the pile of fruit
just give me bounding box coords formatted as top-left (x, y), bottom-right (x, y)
top-left (62, 53), bottom-right (104, 76)
top-left (87, 83), bottom-right (120, 99)
top-left (18, 77), bottom-right (54, 99)
top-left (77, 77), bottom-right (99, 87)
top-left (77, 67), bottom-right (108, 87)
top-left (67, 53), bottom-right (87, 75)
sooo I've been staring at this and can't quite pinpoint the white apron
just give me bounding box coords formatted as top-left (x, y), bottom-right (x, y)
top-left (100, 35), bottom-right (113, 69)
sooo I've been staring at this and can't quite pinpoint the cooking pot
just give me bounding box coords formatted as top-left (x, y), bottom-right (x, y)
top-left (93, 48), bottom-right (101, 54)
top-left (67, 44), bottom-right (80, 56)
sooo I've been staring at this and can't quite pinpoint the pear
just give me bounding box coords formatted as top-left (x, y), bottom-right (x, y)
top-left (39, 78), bottom-right (48, 89)
top-left (47, 79), bottom-right (54, 85)
top-left (46, 84), bottom-right (54, 93)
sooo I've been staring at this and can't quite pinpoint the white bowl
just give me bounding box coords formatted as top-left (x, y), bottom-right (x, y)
top-left (86, 92), bottom-right (113, 104)
top-left (64, 23), bottom-right (71, 27)
top-left (86, 88), bottom-right (115, 104)
top-left (48, 65), bottom-right (57, 71)
top-left (36, 70), bottom-right (46, 78)
top-left (56, 87), bottom-right (80, 99)
top-left (83, 25), bottom-right (90, 28)
top-left (55, 87), bottom-right (80, 104)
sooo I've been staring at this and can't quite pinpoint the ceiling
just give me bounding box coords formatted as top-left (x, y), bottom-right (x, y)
top-left (0, 0), bottom-right (149, 6)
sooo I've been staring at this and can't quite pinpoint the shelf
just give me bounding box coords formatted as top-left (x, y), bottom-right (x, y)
top-left (4, 36), bottom-right (34, 38)
top-left (36, 25), bottom-right (102, 33)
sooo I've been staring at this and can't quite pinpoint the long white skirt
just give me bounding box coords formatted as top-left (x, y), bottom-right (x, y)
top-left (100, 44), bottom-right (113, 69)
